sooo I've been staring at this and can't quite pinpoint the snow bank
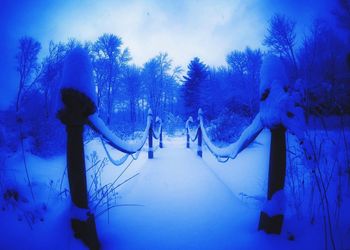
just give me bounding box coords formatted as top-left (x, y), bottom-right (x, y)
top-left (61, 47), bottom-right (97, 104)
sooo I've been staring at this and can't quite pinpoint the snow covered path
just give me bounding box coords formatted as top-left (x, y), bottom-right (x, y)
top-left (97, 137), bottom-right (262, 250)
top-left (1, 130), bottom-right (331, 250)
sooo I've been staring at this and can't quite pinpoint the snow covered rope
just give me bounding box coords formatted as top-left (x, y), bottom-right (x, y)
top-left (88, 110), bottom-right (152, 155)
top-left (186, 114), bottom-right (202, 156)
top-left (146, 109), bottom-right (162, 158)
top-left (100, 137), bottom-right (130, 166)
top-left (88, 107), bottom-right (163, 160)
top-left (57, 47), bottom-right (100, 250)
top-left (186, 109), bottom-right (263, 160)
top-left (152, 116), bottom-right (163, 148)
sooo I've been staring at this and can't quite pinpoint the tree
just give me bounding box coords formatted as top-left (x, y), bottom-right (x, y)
top-left (200, 67), bottom-right (231, 119)
top-left (15, 36), bottom-right (41, 111)
top-left (122, 65), bottom-right (141, 124)
top-left (182, 57), bottom-right (208, 118)
top-left (299, 19), bottom-right (348, 115)
top-left (226, 50), bottom-right (246, 77)
top-left (91, 34), bottom-right (130, 124)
top-left (333, 0), bottom-right (350, 31)
top-left (142, 53), bottom-right (173, 117)
top-left (40, 41), bottom-right (67, 117)
top-left (226, 47), bottom-right (262, 117)
top-left (263, 14), bottom-right (298, 81)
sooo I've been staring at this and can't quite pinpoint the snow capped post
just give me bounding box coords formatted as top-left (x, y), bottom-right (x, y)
top-left (159, 120), bottom-right (163, 149)
top-left (185, 117), bottom-right (193, 148)
top-left (257, 54), bottom-right (289, 235)
top-left (197, 109), bottom-right (203, 157)
top-left (159, 126), bottom-right (163, 148)
top-left (221, 54), bottom-right (308, 234)
top-left (57, 47), bottom-right (100, 249)
top-left (148, 109), bottom-right (154, 159)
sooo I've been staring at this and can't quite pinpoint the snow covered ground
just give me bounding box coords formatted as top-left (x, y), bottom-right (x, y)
top-left (1, 130), bottom-right (349, 249)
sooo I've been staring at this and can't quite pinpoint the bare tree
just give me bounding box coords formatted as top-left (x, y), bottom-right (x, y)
top-left (263, 14), bottom-right (298, 81)
top-left (298, 19), bottom-right (347, 116)
top-left (40, 41), bottom-right (67, 117)
top-left (92, 34), bottom-right (130, 124)
top-left (15, 36), bottom-right (41, 112)
top-left (142, 53), bottom-right (172, 117)
top-left (226, 51), bottom-right (247, 77)
top-left (333, 0), bottom-right (350, 31)
top-left (226, 47), bottom-right (262, 116)
top-left (122, 65), bottom-right (141, 124)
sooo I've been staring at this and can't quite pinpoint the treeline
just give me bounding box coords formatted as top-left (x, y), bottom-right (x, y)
top-left (1, 1), bottom-right (349, 157)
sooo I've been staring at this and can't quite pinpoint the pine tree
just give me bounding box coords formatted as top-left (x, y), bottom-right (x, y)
top-left (182, 57), bottom-right (208, 118)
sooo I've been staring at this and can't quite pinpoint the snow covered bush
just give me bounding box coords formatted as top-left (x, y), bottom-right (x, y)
top-left (207, 109), bottom-right (252, 144)
top-left (163, 112), bottom-right (184, 135)
top-left (0, 91), bottom-right (65, 158)
top-left (284, 117), bottom-right (350, 249)
top-left (0, 110), bottom-right (20, 154)
top-left (0, 182), bottom-right (48, 229)
top-left (19, 90), bottom-right (65, 157)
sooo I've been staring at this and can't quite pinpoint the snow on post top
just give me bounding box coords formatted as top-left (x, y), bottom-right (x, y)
top-left (259, 54), bottom-right (288, 94)
top-left (61, 47), bottom-right (97, 104)
top-left (198, 108), bottom-right (203, 117)
top-left (259, 54), bottom-right (289, 128)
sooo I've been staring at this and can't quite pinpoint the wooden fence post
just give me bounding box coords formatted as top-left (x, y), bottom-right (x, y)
top-left (58, 89), bottom-right (100, 250)
top-left (159, 126), bottom-right (163, 148)
top-left (258, 125), bottom-right (286, 234)
top-left (57, 47), bottom-right (100, 249)
top-left (148, 109), bottom-right (153, 159)
top-left (197, 127), bottom-right (202, 157)
top-left (197, 109), bottom-right (203, 157)
top-left (186, 127), bottom-right (190, 148)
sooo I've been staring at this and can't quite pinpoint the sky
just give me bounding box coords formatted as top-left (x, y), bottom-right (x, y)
top-left (0, 0), bottom-right (338, 109)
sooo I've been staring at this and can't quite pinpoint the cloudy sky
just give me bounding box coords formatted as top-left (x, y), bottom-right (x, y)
top-left (0, 0), bottom-right (337, 109)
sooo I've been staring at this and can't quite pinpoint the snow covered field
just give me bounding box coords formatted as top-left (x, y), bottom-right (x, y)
top-left (1, 128), bottom-right (349, 249)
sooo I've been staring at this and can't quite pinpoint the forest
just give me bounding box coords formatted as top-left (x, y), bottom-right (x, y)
top-left (1, 9), bottom-right (350, 157)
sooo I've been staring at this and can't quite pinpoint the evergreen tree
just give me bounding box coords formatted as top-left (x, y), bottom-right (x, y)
top-left (182, 57), bottom-right (208, 118)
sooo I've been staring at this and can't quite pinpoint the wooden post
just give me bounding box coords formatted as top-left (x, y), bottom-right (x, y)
top-left (148, 110), bottom-right (153, 159)
top-left (197, 127), bottom-right (202, 157)
top-left (258, 125), bottom-right (286, 234)
top-left (159, 127), bottom-right (163, 148)
top-left (197, 109), bottom-right (203, 157)
top-left (186, 127), bottom-right (190, 148)
top-left (58, 89), bottom-right (100, 250)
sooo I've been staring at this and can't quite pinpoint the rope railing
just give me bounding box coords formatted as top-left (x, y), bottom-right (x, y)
top-left (185, 113), bottom-right (202, 156)
top-left (185, 116), bottom-right (200, 144)
top-left (152, 117), bottom-right (162, 139)
top-left (87, 108), bottom-right (163, 161)
top-left (152, 116), bottom-right (163, 149)
top-left (186, 108), bottom-right (264, 161)
top-left (88, 112), bottom-right (151, 154)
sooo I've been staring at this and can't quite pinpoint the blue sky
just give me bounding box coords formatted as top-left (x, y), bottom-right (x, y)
top-left (0, 0), bottom-right (337, 109)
